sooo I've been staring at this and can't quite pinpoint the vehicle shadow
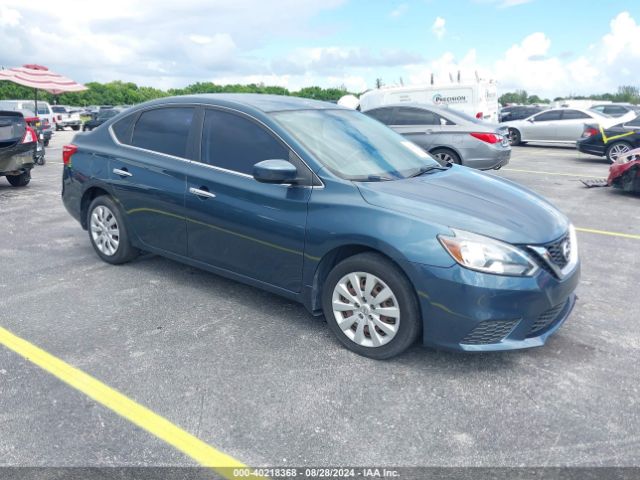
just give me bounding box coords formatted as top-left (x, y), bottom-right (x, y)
top-left (129, 252), bottom-right (570, 374)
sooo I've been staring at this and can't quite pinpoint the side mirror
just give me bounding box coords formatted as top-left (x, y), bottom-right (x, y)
top-left (527, 118), bottom-right (535, 123)
top-left (253, 159), bottom-right (298, 184)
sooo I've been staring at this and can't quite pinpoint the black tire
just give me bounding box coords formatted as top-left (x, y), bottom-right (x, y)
top-left (87, 195), bottom-right (139, 265)
top-left (430, 147), bottom-right (461, 166)
top-left (6, 170), bottom-right (31, 187)
top-left (606, 141), bottom-right (632, 163)
top-left (71, 125), bottom-right (80, 131)
top-left (322, 252), bottom-right (421, 359)
top-left (508, 128), bottom-right (522, 146)
top-left (44, 139), bottom-right (50, 147)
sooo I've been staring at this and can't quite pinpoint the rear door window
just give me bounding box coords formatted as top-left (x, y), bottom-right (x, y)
top-left (112, 113), bottom-right (137, 144)
top-left (364, 108), bottom-right (394, 125)
top-left (201, 109), bottom-right (289, 175)
top-left (562, 110), bottom-right (591, 120)
top-left (394, 107), bottom-right (439, 125)
top-left (534, 110), bottom-right (562, 122)
top-left (131, 107), bottom-right (195, 158)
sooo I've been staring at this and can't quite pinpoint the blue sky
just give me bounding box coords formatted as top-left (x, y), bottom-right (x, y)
top-left (1, 0), bottom-right (639, 96)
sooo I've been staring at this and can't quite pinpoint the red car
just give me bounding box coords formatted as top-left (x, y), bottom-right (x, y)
top-left (608, 148), bottom-right (640, 193)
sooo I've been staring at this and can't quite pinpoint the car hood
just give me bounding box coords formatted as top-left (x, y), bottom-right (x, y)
top-left (356, 166), bottom-right (569, 245)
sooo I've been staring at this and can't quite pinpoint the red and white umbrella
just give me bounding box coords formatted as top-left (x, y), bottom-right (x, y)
top-left (0, 64), bottom-right (88, 113)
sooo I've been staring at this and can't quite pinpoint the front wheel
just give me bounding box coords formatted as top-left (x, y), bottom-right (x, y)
top-left (44, 139), bottom-right (50, 147)
top-left (71, 125), bottom-right (80, 131)
top-left (87, 195), bottom-right (139, 265)
top-left (6, 170), bottom-right (31, 187)
top-left (322, 253), bottom-right (421, 359)
top-left (508, 128), bottom-right (522, 146)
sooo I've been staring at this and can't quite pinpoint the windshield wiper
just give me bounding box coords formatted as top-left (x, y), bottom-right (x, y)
top-left (365, 174), bottom-right (396, 182)
top-left (407, 165), bottom-right (449, 178)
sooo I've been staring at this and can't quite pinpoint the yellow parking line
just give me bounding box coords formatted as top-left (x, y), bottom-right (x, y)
top-left (0, 326), bottom-right (263, 479)
top-left (502, 168), bottom-right (603, 178)
top-left (576, 227), bottom-right (640, 240)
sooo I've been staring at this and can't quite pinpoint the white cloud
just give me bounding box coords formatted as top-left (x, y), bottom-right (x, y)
top-left (0, 5), bottom-right (21, 26)
top-left (390, 3), bottom-right (408, 18)
top-left (431, 17), bottom-right (446, 40)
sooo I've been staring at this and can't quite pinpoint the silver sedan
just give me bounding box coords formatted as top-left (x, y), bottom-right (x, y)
top-left (502, 108), bottom-right (615, 145)
top-left (362, 104), bottom-right (510, 170)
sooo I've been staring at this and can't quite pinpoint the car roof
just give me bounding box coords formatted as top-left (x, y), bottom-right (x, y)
top-left (138, 94), bottom-right (348, 113)
top-left (362, 103), bottom-right (460, 116)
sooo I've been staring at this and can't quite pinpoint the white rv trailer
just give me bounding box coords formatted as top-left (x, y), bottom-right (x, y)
top-left (357, 80), bottom-right (499, 122)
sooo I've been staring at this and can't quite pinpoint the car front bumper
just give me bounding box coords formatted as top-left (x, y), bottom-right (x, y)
top-left (407, 259), bottom-right (580, 352)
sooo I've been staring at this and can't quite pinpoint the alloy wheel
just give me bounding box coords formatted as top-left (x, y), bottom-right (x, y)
top-left (331, 271), bottom-right (400, 348)
top-left (90, 205), bottom-right (120, 256)
top-left (435, 152), bottom-right (454, 165)
top-left (610, 143), bottom-right (631, 163)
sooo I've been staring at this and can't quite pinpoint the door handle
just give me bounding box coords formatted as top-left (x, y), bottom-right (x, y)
top-left (189, 187), bottom-right (216, 199)
top-left (113, 168), bottom-right (132, 177)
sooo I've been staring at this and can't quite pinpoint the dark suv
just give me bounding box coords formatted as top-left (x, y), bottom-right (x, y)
top-left (499, 106), bottom-right (544, 122)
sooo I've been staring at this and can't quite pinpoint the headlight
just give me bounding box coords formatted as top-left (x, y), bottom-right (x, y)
top-left (438, 229), bottom-right (538, 276)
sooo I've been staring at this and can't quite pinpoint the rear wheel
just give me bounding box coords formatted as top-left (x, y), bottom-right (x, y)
top-left (508, 128), bottom-right (522, 146)
top-left (322, 252), bottom-right (420, 359)
top-left (71, 125), bottom-right (80, 131)
top-left (430, 148), bottom-right (461, 166)
top-left (6, 170), bottom-right (31, 187)
top-left (606, 141), bottom-right (632, 163)
top-left (87, 195), bottom-right (138, 265)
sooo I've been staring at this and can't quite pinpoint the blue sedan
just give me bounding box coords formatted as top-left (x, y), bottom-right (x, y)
top-left (61, 94), bottom-right (580, 359)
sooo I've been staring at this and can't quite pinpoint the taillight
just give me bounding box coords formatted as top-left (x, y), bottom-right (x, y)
top-left (62, 144), bottom-right (78, 166)
top-left (476, 112), bottom-right (483, 119)
top-left (57, 115), bottom-right (62, 121)
top-left (582, 127), bottom-right (599, 138)
top-left (470, 132), bottom-right (501, 144)
top-left (21, 127), bottom-right (37, 144)
top-left (43, 118), bottom-right (50, 127)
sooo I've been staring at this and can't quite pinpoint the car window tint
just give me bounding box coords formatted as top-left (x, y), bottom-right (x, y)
top-left (394, 107), bottom-right (439, 125)
top-left (364, 108), bottom-right (393, 125)
top-left (201, 109), bottom-right (289, 175)
top-left (112, 113), bottom-right (136, 143)
top-left (562, 110), bottom-right (590, 120)
top-left (534, 110), bottom-right (562, 121)
top-left (131, 107), bottom-right (194, 157)
top-left (604, 106), bottom-right (626, 115)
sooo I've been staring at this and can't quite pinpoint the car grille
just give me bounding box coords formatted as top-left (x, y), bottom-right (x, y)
top-left (546, 234), bottom-right (570, 269)
top-left (527, 302), bottom-right (566, 337)
top-left (527, 233), bottom-right (571, 277)
top-left (461, 320), bottom-right (519, 345)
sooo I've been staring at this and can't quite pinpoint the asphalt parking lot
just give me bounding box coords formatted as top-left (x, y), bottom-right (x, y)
top-left (1, 131), bottom-right (639, 471)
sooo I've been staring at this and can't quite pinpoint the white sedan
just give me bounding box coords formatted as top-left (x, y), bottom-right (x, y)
top-left (503, 108), bottom-right (619, 145)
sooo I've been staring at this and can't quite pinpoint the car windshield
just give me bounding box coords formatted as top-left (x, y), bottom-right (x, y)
top-left (271, 109), bottom-right (439, 181)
